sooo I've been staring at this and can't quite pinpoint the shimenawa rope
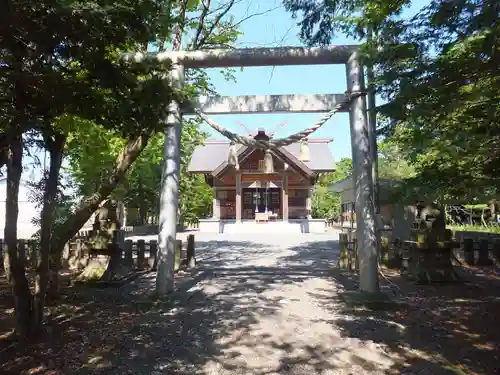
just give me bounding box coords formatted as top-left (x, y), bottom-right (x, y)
top-left (193, 90), bottom-right (366, 150)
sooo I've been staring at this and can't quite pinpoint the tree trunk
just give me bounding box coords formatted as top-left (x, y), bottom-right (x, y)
top-left (51, 133), bottom-right (150, 257)
top-left (139, 204), bottom-right (147, 225)
top-left (39, 133), bottom-right (65, 306)
top-left (0, 132), bottom-right (8, 171)
top-left (5, 133), bottom-right (32, 337)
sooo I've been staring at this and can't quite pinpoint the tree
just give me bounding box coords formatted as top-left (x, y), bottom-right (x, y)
top-left (377, 139), bottom-right (415, 180)
top-left (283, 0), bottom-right (500, 203)
top-left (1, 0), bottom-right (175, 336)
top-left (66, 117), bottom-right (213, 226)
top-left (376, 0), bottom-right (500, 201)
top-left (63, 0), bottom-right (248, 229)
top-left (312, 158), bottom-right (352, 219)
top-left (50, 0), bottom-right (250, 250)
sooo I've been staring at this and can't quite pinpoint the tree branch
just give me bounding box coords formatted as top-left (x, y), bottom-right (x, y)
top-left (192, 0), bottom-right (236, 49)
top-left (191, 0), bottom-right (212, 50)
top-left (233, 5), bottom-right (282, 29)
top-left (172, 0), bottom-right (189, 51)
top-left (157, 1), bottom-right (174, 53)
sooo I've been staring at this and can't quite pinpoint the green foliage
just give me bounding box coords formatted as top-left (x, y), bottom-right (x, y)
top-left (377, 139), bottom-right (415, 180)
top-left (63, 0), bottom-right (245, 225)
top-left (65, 117), bottom-right (212, 225)
top-left (125, 118), bottom-right (212, 225)
top-left (311, 158), bottom-right (352, 219)
top-left (1, 0), bottom-right (175, 136)
top-left (311, 140), bottom-right (417, 219)
top-left (65, 117), bottom-right (126, 196)
top-left (283, 0), bottom-right (500, 204)
top-left (283, 0), bottom-right (410, 44)
top-left (26, 170), bottom-right (75, 244)
top-left (177, 119), bottom-right (213, 224)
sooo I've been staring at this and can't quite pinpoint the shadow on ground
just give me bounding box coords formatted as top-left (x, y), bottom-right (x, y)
top-left (1, 238), bottom-right (345, 375)
top-left (290, 241), bottom-right (500, 375)
top-left (2, 237), bottom-right (499, 375)
top-left (80, 237), bottom-right (362, 375)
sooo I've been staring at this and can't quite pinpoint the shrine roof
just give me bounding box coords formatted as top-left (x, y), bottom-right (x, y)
top-left (188, 138), bottom-right (335, 174)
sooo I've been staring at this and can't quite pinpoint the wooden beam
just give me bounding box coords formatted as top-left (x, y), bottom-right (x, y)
top-left (123, 45), bottom-right (358, 69)
top-left (183, 93), bottom-right (349, 115)
top-left (282, 175), bottom-right (289, 221)
top-left (235, 173), bottom-right (242, 223)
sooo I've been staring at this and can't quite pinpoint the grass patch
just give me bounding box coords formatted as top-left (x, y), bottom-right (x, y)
top-left (448, 225), bottom-right (500, 234)
top-left (76, 266), bottom-right (106, 281)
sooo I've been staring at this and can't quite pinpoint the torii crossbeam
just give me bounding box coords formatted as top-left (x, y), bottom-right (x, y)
top-left (124, 45), bottom-right (379, 296)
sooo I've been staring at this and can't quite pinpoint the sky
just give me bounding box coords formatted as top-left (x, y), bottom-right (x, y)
top-left (197, 0), bottom-right (356, 161)
top-left (21, 0), bottom-right (427, 182)
top-left (195, 0), bottom-right (427, 161)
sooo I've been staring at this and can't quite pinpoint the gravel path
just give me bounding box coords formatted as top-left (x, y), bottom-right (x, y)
top-left (95, 233), bottom-right (398, 375)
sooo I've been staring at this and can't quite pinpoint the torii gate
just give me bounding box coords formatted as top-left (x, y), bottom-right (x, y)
top-left (124, 45), bottom-right (379, 296)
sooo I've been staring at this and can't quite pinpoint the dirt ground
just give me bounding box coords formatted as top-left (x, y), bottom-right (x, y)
top-left (0, 270), bottom-right (194, 375)
top-left (0, 234), bottom-right (499, 375)
top-left (334, 265), bottom-right (500, 375)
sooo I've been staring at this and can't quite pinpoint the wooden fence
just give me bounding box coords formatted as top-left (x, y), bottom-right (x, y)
top-left (0, 238), bottom-right (38, 269)
top-left (63, 236), bottom-right (160, 270)
top-left (338, 227), bottom-right (500, 267)
top-left (1, 231), bottom-right (195, 272)
top-left (77, 221), bottom-right (202, 239)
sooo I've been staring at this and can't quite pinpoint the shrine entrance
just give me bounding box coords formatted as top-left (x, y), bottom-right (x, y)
top-left (242, 187), bottom-right (281, 218)
top-left (125, 45), bottom-right (380, 294)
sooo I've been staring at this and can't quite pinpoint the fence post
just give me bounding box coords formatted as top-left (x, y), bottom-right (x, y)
top-left (463, 238), bottom-right (475, 265)
top-left (149, 240), bottom-right (158, 269)
top-left (187, 234), bottom-right (196, 268)
top-left (493, 239), bottom-right (500, 263)
top-left (137, 239), bottom-right (146, 269)
top-left (477, 238), bottom-right (493, 266)
top-left (180, 240), bottom-right (187, 262)
top-left (175, 239), bottom-right (182, 271)
top-left (124, 240), bottom-right (133, 267)
top-left (338, 233), bottom-right (348, 269)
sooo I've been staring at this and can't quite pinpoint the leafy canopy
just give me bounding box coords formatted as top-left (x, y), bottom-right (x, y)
top-left (283, 0), bottom-right (500, 203)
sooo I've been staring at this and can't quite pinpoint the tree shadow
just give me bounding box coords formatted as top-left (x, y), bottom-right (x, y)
top-left (305, 258), bottom-right (500, 374)
top-left (52, 235), bottom-right (395, 374)
top-left (8, 235), bottom-right (484, 374)
top-left (82, 237), bottom-right (353, 374)
top-left (0, 281), bottom-right (156, 374)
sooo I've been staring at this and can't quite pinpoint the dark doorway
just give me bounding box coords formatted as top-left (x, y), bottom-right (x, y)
top-left (242, 187), bottom-right (281, 219)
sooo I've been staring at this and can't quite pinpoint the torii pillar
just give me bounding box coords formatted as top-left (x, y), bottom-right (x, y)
top-left (124, 45), bottom-right (380, 296)
top-left (346, 51), bottom-right (379, 293)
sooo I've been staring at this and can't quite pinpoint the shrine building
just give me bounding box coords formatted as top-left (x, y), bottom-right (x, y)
top-left (187, 129), bottom-right (335, 233)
